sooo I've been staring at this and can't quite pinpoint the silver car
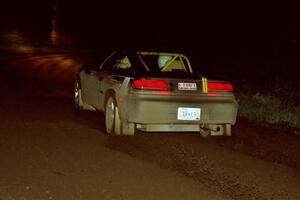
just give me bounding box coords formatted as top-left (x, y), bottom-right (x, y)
top-left (75, 51), bottom-right (238, 137)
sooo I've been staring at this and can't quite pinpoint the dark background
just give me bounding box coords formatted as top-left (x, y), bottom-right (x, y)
top-left (0, 0), bottom-right (299, 93)
top-left (1, 1), bottom-right (299, 54)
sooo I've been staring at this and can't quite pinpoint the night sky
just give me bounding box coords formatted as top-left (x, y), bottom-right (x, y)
top-left (0, 0), bottom-right (299, 57)
top-left (0, 0), bottom-right (299, 94)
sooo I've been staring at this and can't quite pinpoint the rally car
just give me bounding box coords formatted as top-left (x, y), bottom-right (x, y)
top-left (74, 51), bottom-right (238, 137)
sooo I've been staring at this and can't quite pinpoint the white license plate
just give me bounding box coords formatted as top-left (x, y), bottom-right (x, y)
top-left (177, 107), bottom-right (201, 121)
top-left (178, 82), bottom-right (197, 90)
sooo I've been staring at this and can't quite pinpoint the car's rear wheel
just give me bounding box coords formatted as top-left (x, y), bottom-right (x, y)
top-left (105, 96), bottom-right (121, 135)
top-left (105, 96), bottom-right (135, 136)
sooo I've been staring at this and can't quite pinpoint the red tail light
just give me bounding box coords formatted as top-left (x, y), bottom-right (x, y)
top-left (132, 80), bottom-right (168, 90)
top-left (208, 82), bottom-right (234, 91)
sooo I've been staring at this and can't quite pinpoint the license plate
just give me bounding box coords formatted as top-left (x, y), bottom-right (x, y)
top-left (178, 82), bottom-right (197, 91)
top-left (177, 107), bottom-right (201, 121)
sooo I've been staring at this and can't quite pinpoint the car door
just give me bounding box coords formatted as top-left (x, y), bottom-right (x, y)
top-left (80, 64), bottom-right (102, 109)
top-left (98, 52), bottom-right (127, 111)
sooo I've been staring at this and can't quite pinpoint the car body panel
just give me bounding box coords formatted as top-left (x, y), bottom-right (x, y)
top-left (121, 92), bottom-right (237, 124)
top-left (76, 51), bottom-right (238, 136)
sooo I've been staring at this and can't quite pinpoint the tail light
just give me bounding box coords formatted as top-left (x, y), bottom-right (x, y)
top-left (208, 82), bottom-right (234, 91)
top-left (132, 79), bottom-right (169, 90)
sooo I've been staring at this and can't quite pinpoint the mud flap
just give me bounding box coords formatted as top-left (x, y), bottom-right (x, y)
top-left (224, 124), bottom-right (231, 136)
top-left (115, 107), bottom-right (135, 136)
top-left (121, 122), bottom-right (135, 136)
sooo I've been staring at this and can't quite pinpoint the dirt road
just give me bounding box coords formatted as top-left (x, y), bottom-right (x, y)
top-left (1, 54), bottom-right (300, 200)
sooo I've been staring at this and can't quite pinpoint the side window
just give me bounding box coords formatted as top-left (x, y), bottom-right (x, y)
top-left (100, 53), bottom-right (121, 72)
top-left (82, 59), bottom-right (101, 74)
top-left (101, 53), bottom-right (132, 74)
top-left (113, 56), bottom-right (131, 70)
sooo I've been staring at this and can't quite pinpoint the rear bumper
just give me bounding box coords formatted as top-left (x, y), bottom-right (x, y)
top-left (119, 93), bottom-right (238, 127)
top-left (136, 124), bottom-right (202, 132)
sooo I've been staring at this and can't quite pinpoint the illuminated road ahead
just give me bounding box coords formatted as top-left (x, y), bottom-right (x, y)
top-left (1, 54), bottom-right (300, 200)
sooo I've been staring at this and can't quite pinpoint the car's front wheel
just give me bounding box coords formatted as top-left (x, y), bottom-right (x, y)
top-left (74, 79), bottom-right (83, 110)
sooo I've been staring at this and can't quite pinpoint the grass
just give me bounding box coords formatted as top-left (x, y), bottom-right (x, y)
top-left (236, 92), bottom-right (300, 129)
top-left (194, 56), bottom-right (300, 130)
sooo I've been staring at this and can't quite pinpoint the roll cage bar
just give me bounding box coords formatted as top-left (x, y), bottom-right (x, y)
top-left (99, 51), bottom-right (193, 73)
